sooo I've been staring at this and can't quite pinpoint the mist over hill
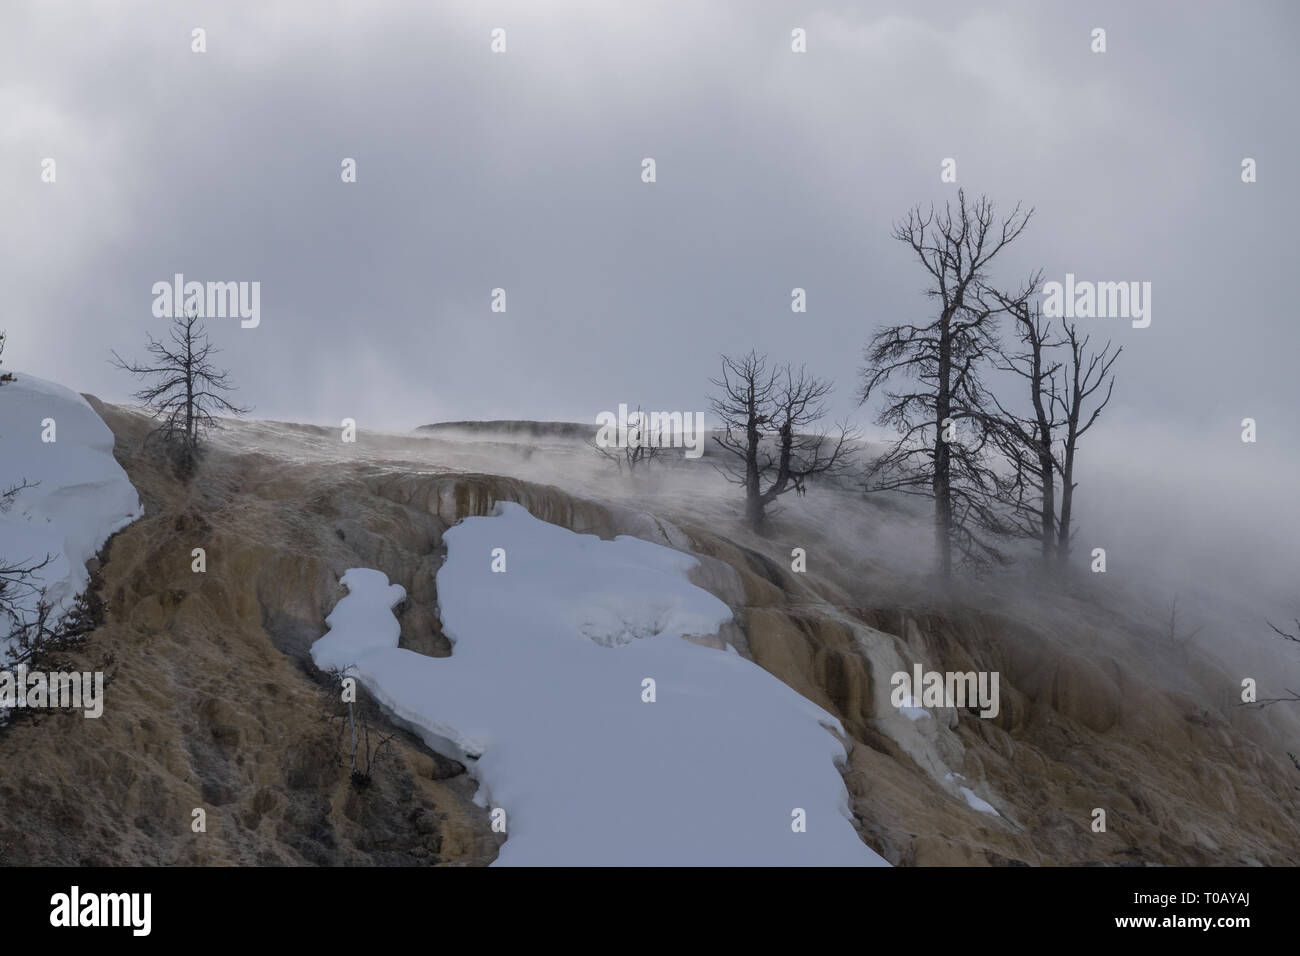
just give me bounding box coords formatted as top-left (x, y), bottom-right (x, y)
top-left (2, 387), bottom-right (1296, 865)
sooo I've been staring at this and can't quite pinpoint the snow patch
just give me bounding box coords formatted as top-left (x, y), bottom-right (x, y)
top-left (944, 772), bottom-right (1001, 817)
top-left (897, 694), bottom-right (931, 722)
top-left (0, 373), bottom-right (141, 645)
top-left (311, 501), bottom-right (888, 866)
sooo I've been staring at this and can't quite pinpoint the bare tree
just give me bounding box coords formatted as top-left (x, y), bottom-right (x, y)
top-left (0, 554), bottom-right (53, 640)
top-left (985, 294), bottom-right (1121, 570)
top-left (111, 307), bottom-right (250, 474)
top-left (2, 474), bottom-right (112, 728)
top-left (710, 351), bottom-right (854, 532)
top-left (5, 588), bottom-right (99, 670)
top-left (859, 190), bottom-right (1033, 576)
top-left (587, 405), bottom-right (663, 474)
top-left (1, 480), bottom-right (52, 639)
top-left (987, 288), bottom-right (1064, 560)
top-left (1053, 322), bottom-right (1120, 564)
top-left (323, 668), bottom-right (398, 788)
top-left (1163, 595), bottom-right (1204, 664)
top-left (1, 587), bottom-right (116, 732)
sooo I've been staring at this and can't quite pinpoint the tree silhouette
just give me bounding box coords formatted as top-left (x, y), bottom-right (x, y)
top-left (710, 350), bottom-right (854, 532)
top-left (859, 190), bottom-right (1033, 576)
top-left (587, 405), bottom-right (663, 474)
top-left (1052, 321), bottom-right (1119, 565)
top-left (987, 290), bottom-right (1064, 561)
top-left (111, 307), bottom-right (250, 475)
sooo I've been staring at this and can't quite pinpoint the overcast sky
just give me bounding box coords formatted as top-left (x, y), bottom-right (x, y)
top-left (4, 1), bottom-right (1299, 606)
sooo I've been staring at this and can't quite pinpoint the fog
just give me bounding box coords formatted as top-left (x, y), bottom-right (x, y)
top-left (3, 1), bottom-right (1297, 692)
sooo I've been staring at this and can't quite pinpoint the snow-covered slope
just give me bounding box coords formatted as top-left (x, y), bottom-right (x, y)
top-left (312, 501), bottom-right (888, 866)
top-left (0, 373), bottom-right (141, 641)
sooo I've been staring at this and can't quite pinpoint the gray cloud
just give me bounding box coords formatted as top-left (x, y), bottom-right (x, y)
top-left (3, 0), bottom-right (1298, 617)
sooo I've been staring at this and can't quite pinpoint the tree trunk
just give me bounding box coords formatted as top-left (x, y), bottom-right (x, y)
top-left (1038, 438), bottom-right (1055, 561)
top-left (1057, 430), bottom-right (1076, 564)
top-left (745, 383), bottom-right (763, 531)
top-left (184, 323), bottom-right (196, 464)
top-left (934, 315), bottom-right (953, 578)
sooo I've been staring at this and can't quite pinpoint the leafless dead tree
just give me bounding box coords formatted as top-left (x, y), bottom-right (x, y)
top-left (586, 405), bottom-right (663, 474)
top-left (710, 351), bottom-right (854, 532)
top-left (987, 287), bottom-right (1065, 560)
top-left (1164, 595), bottom-right (1204, 663)
top-left (324, 668), bottom-right (398, 788)
top-left (859, 190), bottom-right (1032, 576)
top-left (1053, 322), bottom-right (1120, 565)
top-left (111, 306), bottom-right (250, 476)
top-left (1, 586), bottom-right (115, 732)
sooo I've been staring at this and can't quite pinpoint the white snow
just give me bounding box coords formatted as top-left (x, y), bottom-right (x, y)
top-left (0, 373), bottom-right (141, 644)
top-left (897, 694), bottom-right (931, 721)
top-left (944, 772), bottom-right (1000, 817)
top-left (959, 787), bottom-right (999, 816)
top-left (311, 501), bottom-right (888, 866)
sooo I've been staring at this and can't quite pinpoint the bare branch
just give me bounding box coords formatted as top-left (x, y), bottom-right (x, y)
top-left (110, 306), bottom-right (251, 475)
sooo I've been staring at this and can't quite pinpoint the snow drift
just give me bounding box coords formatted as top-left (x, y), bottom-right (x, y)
top-left (312, 501), bottom-right (888, 866)
top-left (0, 373), bottom-right (141, 643)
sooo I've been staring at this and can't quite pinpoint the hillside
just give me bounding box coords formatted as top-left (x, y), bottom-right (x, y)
top-left (1, 399), bottom-right (1298, 865)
